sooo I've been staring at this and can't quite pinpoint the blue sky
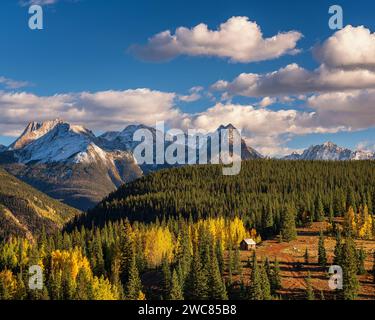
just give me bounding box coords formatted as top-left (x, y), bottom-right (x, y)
top-left (1, 0), bottom-right (374, 155)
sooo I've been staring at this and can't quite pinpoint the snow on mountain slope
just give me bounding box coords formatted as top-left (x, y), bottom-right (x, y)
top-left (17, 122), bottom-right (98, 164)
top-left (283, 142), bottom-right (374, 160)
top-left (9, 119), bottom-right (63, 150)
top-left (99, 124), bottom-right (158, 151)
top-left (351, 150), bottom-right (375, 160)
top-left (5, 120), bottom-right (143, 210)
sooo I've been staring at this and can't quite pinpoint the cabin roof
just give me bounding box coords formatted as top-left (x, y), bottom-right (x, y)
top-left (242, 238), bottom-right (256, 245)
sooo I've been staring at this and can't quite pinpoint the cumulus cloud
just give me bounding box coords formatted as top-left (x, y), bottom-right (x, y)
top-left (307, 90), bottom-right (375, 130)
top-left (0, 76), bottom-right (30, 89)
top-left (177, 103), bottom-right (347, 157)
top-left (211, 63), bottom-right (375, 98)
top-left (356, 141), bottom-right (375, 153)
top-left (1, 88), bottom-right (368, 157)
top-left (178, 86), bottom-right (203, 102)
top-left (315, 25), bottom-right (375, 69)
top-left (257, 97), bottom-right (277, 108)
top-left (0, 89), bottom-right (182, 136)
top-left (130, 16), bottom-right (302, 63)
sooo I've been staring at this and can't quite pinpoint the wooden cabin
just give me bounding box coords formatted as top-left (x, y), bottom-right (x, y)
top-left (240, 238), bottom-right (256, 251)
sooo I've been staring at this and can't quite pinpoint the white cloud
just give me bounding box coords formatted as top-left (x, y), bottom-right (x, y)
top-left (257, 97), bottom-right (277, 108)
top-left (0, 89), bottom-right (182, 135)
top-left (2, 89), bottom-right (369, 157)
top-left (0, 76), bottom-right (30, 89)
top-left (177, 103), bottom-right (348, 157)
top-left (356, 141), bottom-right (375, 153)
top-left (178, 86), bottom-right (203, 102)
top-left (130, 16), bottom-right (302, 63)
top-left (211, 63), bottom-right (375, 98)
top-left (307, 90), bottom-right (375, 130)
top-left (315, 25), bottom-right (375, 69)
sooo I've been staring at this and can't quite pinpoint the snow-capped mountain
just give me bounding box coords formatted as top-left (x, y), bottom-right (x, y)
top-left (99, 124), bottom-right (158, 152)
top-left (205, 124), bottom-right (263, 161)
top-left (2, 120), bottom-right (143, 210)
top-left (283, 142), bottom-right (374, 160)
top-left (16, 121), bottom-right (98, 164)
top-left (9, 119), bottom-right (62, 150)
top-left (99, 123), bottom-right (263, 165)
top-left (351, 150), bottom-right (375, 160)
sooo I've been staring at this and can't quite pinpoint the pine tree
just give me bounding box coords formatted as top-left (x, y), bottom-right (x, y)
top-left (305, 272), bottom-right (315, 300)
top-left (161, 255), bottom-right (171, 299)
top-left (185, 244), bottom-right (208, 300)
top-left (248, 252), bottom-right (262, 300)
top-left (281, 204), bottom-right (297, 242)
top-left (169, 269), bottom-right (183, 300)
top-left (333, 231), bottom-right (343, 266)
top-left (271, 258), bottom-right (282, 292)
top-left (215, 240), bottom-right (225, 276)
top-left (233, 247), bottom-right (242, 275)
top-left (318, 231), bottom-right (327, 267)
top-left (125, 253), bottom-right (143, 300)
top-left (357, 248), bottom-right (366, 275)
top-left (315, 195), bottom-right (325, 222)
top-left (304, 248), bottom-right (309, 265)
top-left (120, 221), bottom-right (135, 285)
top-left (260, 262), bottom-right (272, 300)
top-left (342, 236), bottom-right (359, 300)
top-left (209, 250), bottom-right (228, 300)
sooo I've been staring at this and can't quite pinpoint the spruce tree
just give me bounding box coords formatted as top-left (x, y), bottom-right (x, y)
top-left (169, 269), bottom-right (183, 300)
top-left (260, 262), bottom-right (272, 300)
top-left (271, 258), bottom-right (282, 292)
top-left (304, 248), bottom-right (309, 265)
top-left (333, 231), bottom-right (343, 266)
top-left (215, 240), bottom-right (225, 276)
top-left (318, 231), bottom-right (327, 267)
top-left (209, 250), bottom-right (228, 300)
top-left (342, 236), bottom-right (359, 300)
top-left (233, 247), bottom-right (242, 276)
top-left (161, 255), bottom-right (171, 299)
top-left (305, 272), bottom-right (315, 300)
top-left (185, 244), bottom-right (208, 300)
top-left (125, 253), bottom-right (143, 300)
top-left (315, 195), bottom-right (325, 222)
top-left (281, 204), bottom-right (297, 242)
top-left (357, 248), bottom-right (366, 275)
top-left (120, 221), bottom-right (135, 285)
top-left (248, 252), bottom-right (262, 300)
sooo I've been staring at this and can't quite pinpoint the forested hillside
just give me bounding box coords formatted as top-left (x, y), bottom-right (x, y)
top-left (0, 168), bottom-right (80, 240)
top-left (71, 160), bottom-right (375, 238)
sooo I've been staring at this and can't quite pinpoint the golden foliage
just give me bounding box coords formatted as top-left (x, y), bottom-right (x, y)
top-left (51, 248), bottom-right (92, 281)
top-left (142, 226), bottom-right (174, 268)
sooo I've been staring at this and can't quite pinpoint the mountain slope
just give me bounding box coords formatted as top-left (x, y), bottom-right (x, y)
top-left (284, 142), bottom-right (375, 160)
top-left (3, 120), bottom-right (143, 210)
top-left (68, 160), bottom-right (375, 229)
top-left (0, 167), bottom-right (80, 240)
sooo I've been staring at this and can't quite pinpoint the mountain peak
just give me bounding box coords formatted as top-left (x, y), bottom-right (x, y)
top-left (10, 119), bottom-right (64, 150)
top-left (322, 141), bottom-right (337, 148)
top-left (217, 124), bottom-right (237, 131)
